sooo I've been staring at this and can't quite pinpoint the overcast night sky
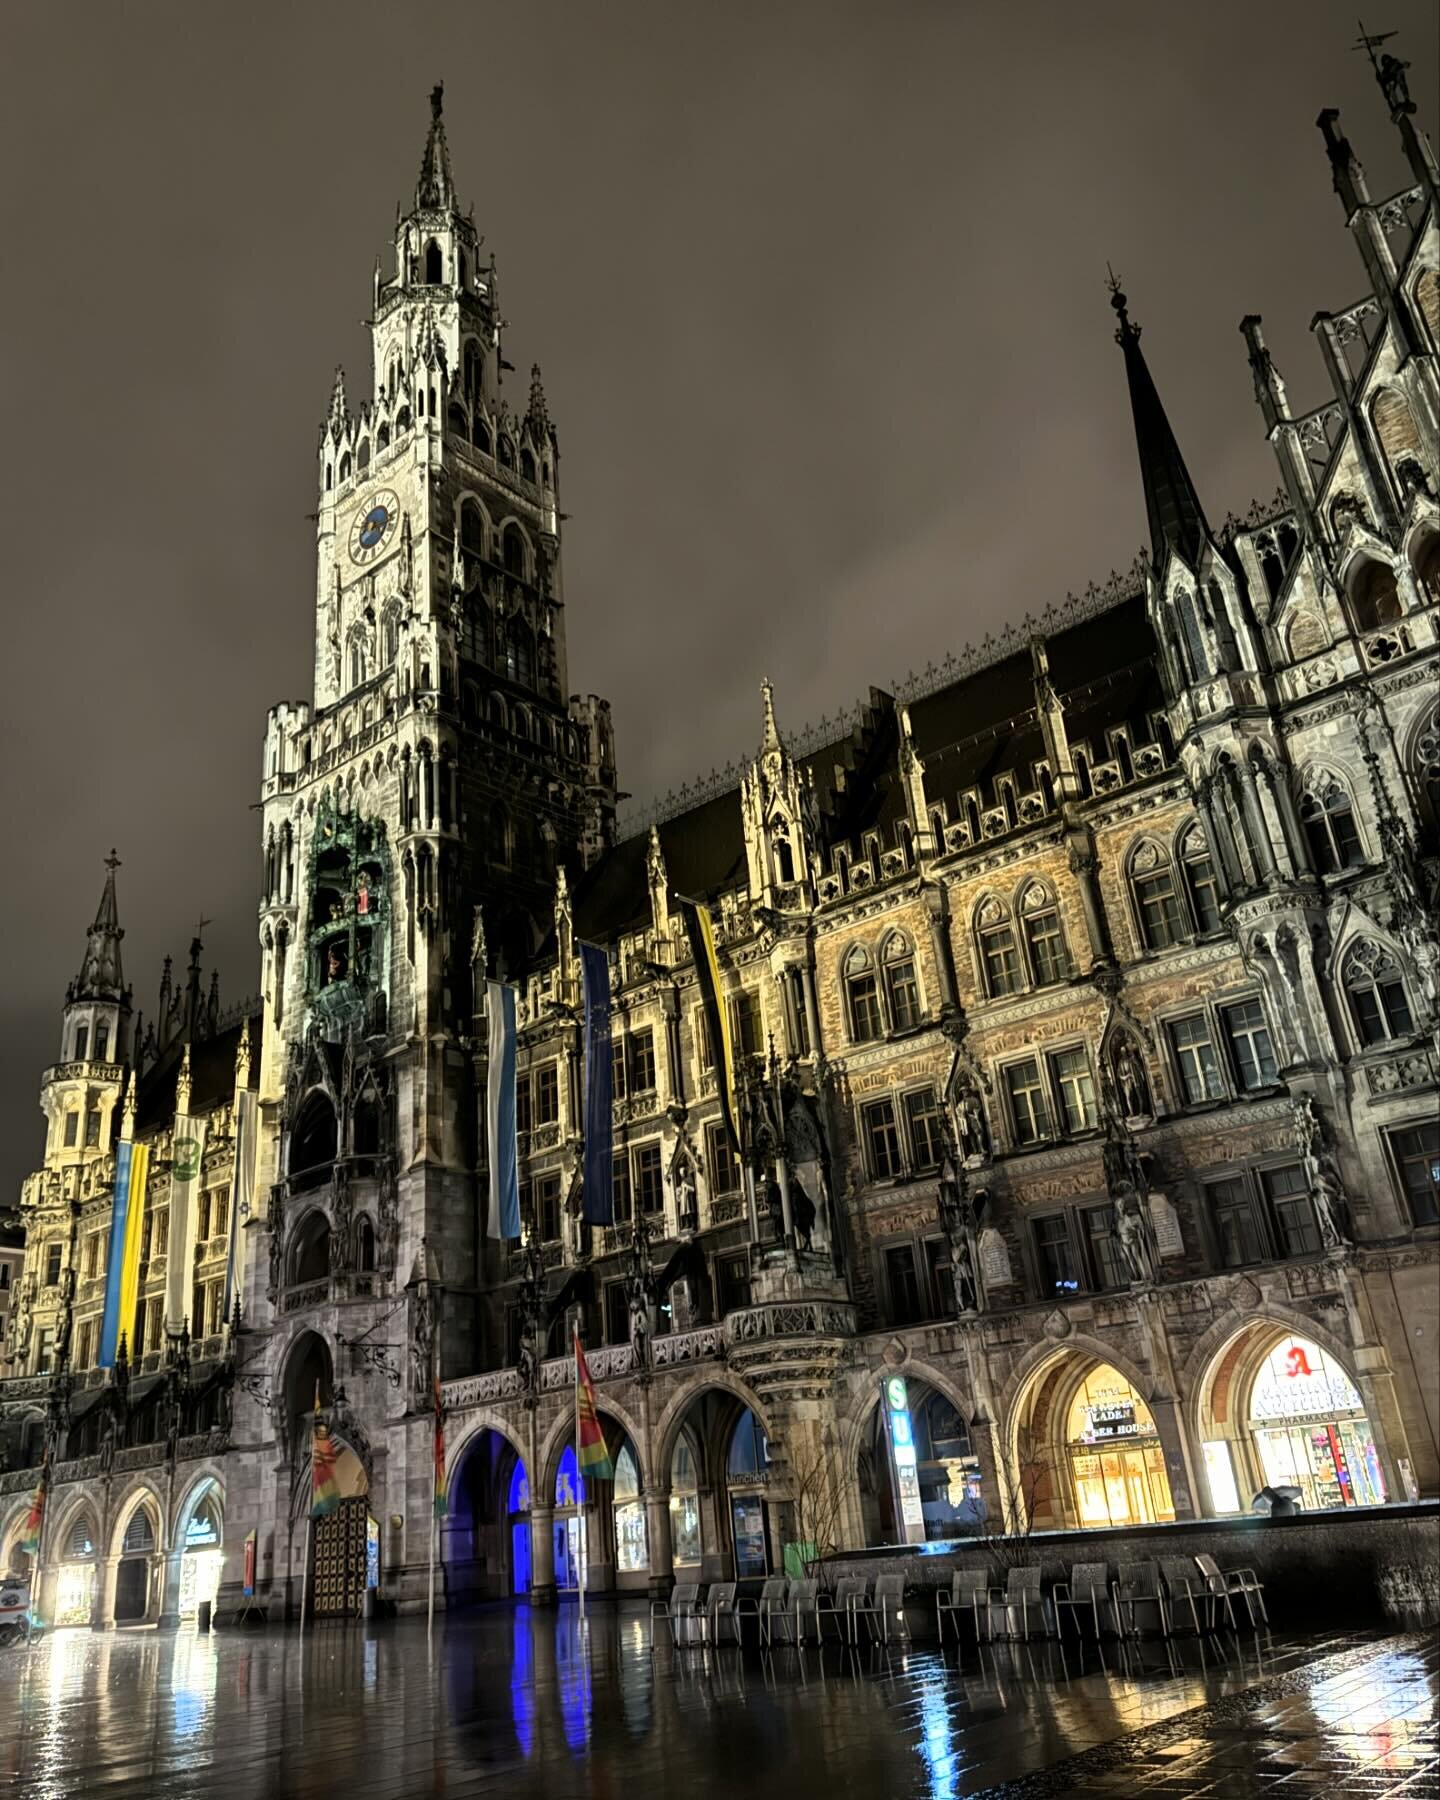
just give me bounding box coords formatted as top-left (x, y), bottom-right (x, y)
top-left (1, 0), bottom-right (1436, 1203)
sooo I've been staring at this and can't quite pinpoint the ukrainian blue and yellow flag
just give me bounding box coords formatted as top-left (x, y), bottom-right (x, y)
top-left (99, 1127), bottom-right (149, 1369)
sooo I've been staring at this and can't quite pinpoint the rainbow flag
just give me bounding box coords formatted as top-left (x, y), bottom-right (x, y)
top-left (432, 1374), bottom-right (447, 1520)
top-left (16, 1468), bottom-right (46, 1557)
top-left (310, 1389), bottom-right (342, 1518)
top-left (574, 1331), bottom-right (613, 1481)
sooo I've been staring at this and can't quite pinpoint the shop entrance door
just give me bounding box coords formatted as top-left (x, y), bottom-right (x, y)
top-left (114, 1558), bottom-right (148, 1623)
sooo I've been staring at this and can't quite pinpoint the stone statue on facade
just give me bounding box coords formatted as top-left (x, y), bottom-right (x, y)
top-left (1114, 1188), bottom-right (1157, 1286)
top-left (956, 1085), bottom-right (990, 1165)
top-left (515, 1240), bottom-right (544, 1399)
top-left (1112, 1035), bottom-right (1152, 1122)
top-left (937, 1150), bottom-right (982, 1314)
top-left (1293, 1095), bottom-right (1350, 1248)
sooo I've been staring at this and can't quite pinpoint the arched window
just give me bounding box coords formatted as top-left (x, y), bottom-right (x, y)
top-left (348, 637), bottom-right (368, 689)
top-left (976, 897), bottom-right (1021, 996)
top-left (121, 1507), bottom-right (156, 1554)
top-left (357, 438), bottom-right (370, 473)
top-left (1174, 588), bottom-right (1208, 681)
top-left (502, 523), bottom-right (526, 577)
top-left (472, 418), bottom-right (491, 455)
top-left (377, 423), bottom-right (391, 452)
top-left (512, 703), bottom-right (531, 742)
top-left (498, 435), bottom-right (515, 470)
top-left (460, 499), bottom-right (485, 561)
top-left (1179, 824), bottom-right (1221, 933)
top-left (338, 452), bottom-right (351, 483)
top-left (1019, 884), bottom-right (1066, 987)
top-left (881, 932), bottom-right (921, 1030)
top-left (66, 1511), bottom-right (97, 1559)
top-left (324, 463), bottom-right (333, 492)
top-left (382, 605), bottom-right (401, 667)
top-left (844, 944), bottom-right (882, 1042)
top-left (613, 1441), bottom-right (648, 1573)
top-left (395, 406), bottom-right (412, 433)
top-left (489, 800), bottom-right (513, 868)
top-left (290, 1091), bottom-right (338, 1179)
top-left (424, 238), bottom-right (443, 284)
top-left (289, 1211), bottom-right (331, 1285)
top-left (1129, 841), bottom-right (1184, 951)
top-left (74, 1025), bottom-right (88, 1062)
top-left (463, 341), bottom-right (482, 396)
top-left (1344, 942), bottom-right (1415, 1046)
top-left (773, 829), bottom-right (796, 885)
top-left (1300, 776), bottom-right (1364, 874)
top-left (727, 1409), bottom-right (769, 1479)
top-left (447, 403), bottom-right (467, 439)
top-left (508, 623), bottom-right (534, 688)
top-left (520, 448), bottom-right (537, 483)
top-left (1348, 556), bottom-right (1402, 632)
top-left (354, 1216), bottom-right (376, 1272)
top-left (670, 1435), bottom-right (701, 1567)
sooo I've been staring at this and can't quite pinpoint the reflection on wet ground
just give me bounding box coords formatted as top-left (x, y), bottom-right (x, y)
top-left (0, 1607), bottom-right (1433, 1799)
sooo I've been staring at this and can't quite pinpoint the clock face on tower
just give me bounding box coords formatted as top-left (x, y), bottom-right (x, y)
top-left (348, 489), bottom-right (401, 565)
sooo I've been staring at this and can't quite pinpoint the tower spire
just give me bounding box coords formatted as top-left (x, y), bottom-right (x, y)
top-left (70, 850), bottom-right (126, 1003)
top-left (1109, 272), bottom-right (1211, 572)
top-left (415, 82), bottom-right (456, 211)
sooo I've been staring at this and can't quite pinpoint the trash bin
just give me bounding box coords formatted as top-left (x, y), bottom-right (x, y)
top-left (197, 1601), bottom-right (212, 1633)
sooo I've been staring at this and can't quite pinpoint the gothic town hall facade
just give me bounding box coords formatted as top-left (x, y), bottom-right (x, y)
top-left (4, 71), bottom-right (1439, 1627)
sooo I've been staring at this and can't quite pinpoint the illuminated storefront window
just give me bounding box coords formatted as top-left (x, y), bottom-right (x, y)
top-left (1248, 1336), bottom-right (1385, 1511)
top-left (670, 1437), bottom-right (702, 1567)
top-left (1065, 1367), bottom-right (1176, 1528)
top-left (613, 1444), bottom-right (648, 1574)
top-left (178, 1496), bottom-right (223, 1620)
top-left (55, 1512), bottom-right (98, 1627)
top-left (727, 1410), bottom-right (770, 1578)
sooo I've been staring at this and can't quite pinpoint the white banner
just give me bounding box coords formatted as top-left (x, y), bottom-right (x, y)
top-left (166, 1115), bottom-right (208, 1334)
top-left (223, 1090), bottom-right (258, 1325)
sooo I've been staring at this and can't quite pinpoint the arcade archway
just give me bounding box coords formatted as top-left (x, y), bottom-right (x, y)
top-left (1196, 1325), bottom-right (1386, 1514)
top-left (857, 1377), bottom-right (984, 1546)
top-left (1009, 1351), bottom-right (1176, 1530)
top-left (174, 1478), bottom-right (224, 1621)
top-left (548, 1416), bottom-right (648, 1594)
top-left (658, 1384), bottom-right (776, 1581)
top-left (446, 1427), bottom-right (529, 1603)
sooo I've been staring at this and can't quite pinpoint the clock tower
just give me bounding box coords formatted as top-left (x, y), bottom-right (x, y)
top-left (251, 86), bottom-right (619, 1394)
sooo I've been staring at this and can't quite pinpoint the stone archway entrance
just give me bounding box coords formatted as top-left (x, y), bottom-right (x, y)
top-left (446, 1428), bottom-right (529, 1604)
top-left (1197, 1325), bottom-right (1388, 1514)
top-left (857, 1378), bottom-right (985, 1546)
top-left (1010, 1352), bottom-right (1176, 1531)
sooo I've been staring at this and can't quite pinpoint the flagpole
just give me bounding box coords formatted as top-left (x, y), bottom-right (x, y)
top-left (427, 1332), bottom-right (439, 1644)
top-left (300, 1514), bottom-right (312, 1634)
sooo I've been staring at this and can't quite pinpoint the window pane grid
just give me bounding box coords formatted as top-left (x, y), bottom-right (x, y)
top-left (903, 1088), bottom-right (943, 1172)
top-left (885, 960), bottom-right (921, 1031)
top-left (1223, 1000), bottom-right (1277, 1091)
top-left (1005, 1059), bottom-right (1052, 1145)
top-left (1050, 1047), bottom-right (1097, 1134)
top-left (862, 1099), bottom-right (901, 1178)
top-left (1391, 1124), bottom-right (1440, 1227)
top-left (1026, 912), bottom-right (1066, 986)
top-left (1136, 872), bottom-right (1185, 949)
top-left (982, 926), bottom-right (1022, 996)
top-left (1169, 1015), bottom-right (1225, 1103)
top-left (848, 974), bottom-right (883, 1042)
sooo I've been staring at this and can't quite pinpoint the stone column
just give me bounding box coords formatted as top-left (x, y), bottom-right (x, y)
top-left (923, 890), bottom-right (958, 1012)
top-left (698, 1486), bottom-right (730, 1582)
top-left (1238, 762), bottom-right (1279, 881)
top-left (1146, 1397), bottom-right (1200, 1522)
top-left (91, 1554), bottom-right (120, 1632)
top-left (529, 1503), bottom-right (556, 1607)
top-left (1067, 836), bottom-right (1111, 969)
top-left (800, 961), bottom-right (822, 1063)
top-left (156, 1548), bottom-right (185, 1630)
top-left (644, 1489), bottom-right (674, 1601)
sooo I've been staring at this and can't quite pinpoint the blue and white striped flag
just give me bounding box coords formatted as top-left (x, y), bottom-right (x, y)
top-left (579, 942), bottom-right (614, 1227)
top-left (486, 980), bottom-right (521, 1240)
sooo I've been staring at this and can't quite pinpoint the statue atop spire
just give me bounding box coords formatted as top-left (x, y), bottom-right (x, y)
top-left (415, 81), bottom-right (456, 211)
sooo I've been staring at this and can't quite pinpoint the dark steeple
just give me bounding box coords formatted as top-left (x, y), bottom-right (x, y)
top-left (68, 851), bottom-right (127, 1004)
top-left (1110, 275), bottom-right (1212, 572)
top-left (415, 83), bottom-right (456, 211)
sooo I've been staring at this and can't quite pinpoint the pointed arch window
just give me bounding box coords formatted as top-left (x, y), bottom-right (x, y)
top-left (1019, 885), bottom-right (1066, 987)
top-left (1344, 942), bottom-right (1415, 1046)
top-left (844, 945), bottom-right (883, 1043)
top-left (472, 418), bottom-right (491, 456)
top-left (520, 448), bottom-right (537, 483)
top-left (977, 898), bottom-right (1022, 996)
top-left (424, 238), bottom-right (443, 284)
top-left (489, 800), bottom-right (513, 870)
top-left (1300, 777), bottom-right (1364, 874)
top-left (1129, 841), bottom-right (1185, 951)
top-left (382, 605), bottom-right (401, 667)
top-left (1179, 824), bottom-right (1221, 933)
top-left (498, 436), bottom-right (515, 470)
top-left (881, 933), bottom-right (921, 1031)
top-left (502, 523), bottom-right (526, 577)
top-left (1347, 556), bottom-right (1402, 632)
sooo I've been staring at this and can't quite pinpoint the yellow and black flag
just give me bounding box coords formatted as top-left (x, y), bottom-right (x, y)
top-left (678, 894), bottom-right (741, 1154)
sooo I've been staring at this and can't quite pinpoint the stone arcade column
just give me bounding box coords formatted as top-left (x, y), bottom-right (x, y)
top-left (958, 1320), bottom-right (1012, 1532)
top-left (644, 1488), bottom-right (674, 1601)
top-left (1135, 1292), bottom-right (1200, 1522)
top-left (529, 1503), bottom-right (556, 1607)
top-left (157, 1547), bottom-right (185, 1630)
top-left (91, 1554), bottom-right (121, 1631)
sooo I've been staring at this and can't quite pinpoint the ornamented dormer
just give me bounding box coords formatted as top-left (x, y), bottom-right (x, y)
top-left (741, 679), bottom-right (819, 909)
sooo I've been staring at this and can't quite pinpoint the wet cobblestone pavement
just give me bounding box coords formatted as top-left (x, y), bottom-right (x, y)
top-left (0, 1610), bottom-right (1433, 1798)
